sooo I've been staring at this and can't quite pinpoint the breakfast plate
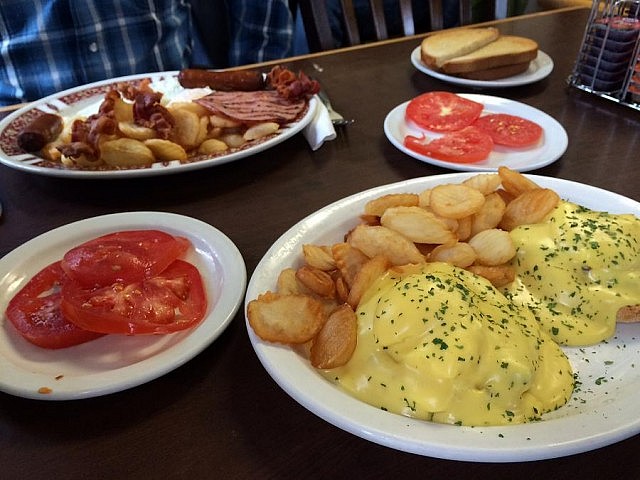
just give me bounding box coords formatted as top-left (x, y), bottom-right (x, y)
top-left (245, 173), bottom-right (640, 462)
top-left (0, 212), bottom-right (246, 400)
top-left (384, 93), bottom-right (568, 172)
top-left (0, 72), bottom-right (317, 179)
top-left (411, 47), bottom-right (554, 88)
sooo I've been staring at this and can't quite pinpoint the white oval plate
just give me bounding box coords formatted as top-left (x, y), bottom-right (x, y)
top-left (384, 94), bottom-right (568, 172)
top-left (0, 72), bottom-right (317, 179)
top-left (411, 47), bottom-right (554, 88)
top-left (0, 212), bottom-right (246, 400)
top-left (245, 174), bottom-right (640, 462)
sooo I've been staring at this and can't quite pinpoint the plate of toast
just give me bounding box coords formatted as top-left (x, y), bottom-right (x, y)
top-left (411, 27), bottom-right (554, 88)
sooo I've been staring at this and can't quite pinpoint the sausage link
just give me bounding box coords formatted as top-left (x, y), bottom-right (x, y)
top-left (17, 113), bottom-right (64, 152)
top-left (178, 69), bottom-right (265, 91)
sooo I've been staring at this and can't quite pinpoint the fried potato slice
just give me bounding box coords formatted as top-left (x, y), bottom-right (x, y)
top-left (144, 138), bottom-right (188, 162)
top-left (499, 188), bottom-right (560, 231)
top-left (428, 242), bottom-right (476, 268)
top-left (113, 97), bottom-right (134, 123)
top-left (432, 211), bottom-right (459, 232)
top-left (41, 142), bottom-right (63, 162)
top-left (347, 255), bottom-right (390, 309)
top-left (364, 193), bottom-right (419, 217)
top-left (310, 304), bottom-right (358, 369)
top-left (429, 184), bottom-right (486, 219)
top-left (495, 188), bottom-right (516, 205)
top-left (455, 215), bottom-right (472, 241)
top-left (498, 166), bottom-right (540, 197)
top-left (332, 242), bottom-right (370, 288)
top-left (470, 191), bottom-right (507, 237)
top-left (61, 153), bottom-right (102, 168)
top-left (334, 274), bottom-right (350, 304)
top-left (198, 138), bottom-right (229, 154)
top-left (468, 228), bottom-right (516, 266)
top-left (462, 173), bottom-right (502, 195)
top-left (100, 138), bottom-right (155, 167)
top-left (220, 133), bottom-right (246, 148)
top-left (467, 264), bottom-right (516, 287)
top-left (381, 206), bottom-right (457, 245)
top-left (302, 244), bottom-right (336, 271)
top-left (244, 122), bottom-right (279, 141)
top-left (296, 265), bottom-right (336, 299)
top-left (247, 291), bottom-right (326, 344)
top-left (118, 121), bottom-right (156, 141)
top-left (171, 108), bottom-right (202, 148)
top-left (348, 225), bottom-right (425, 266)
top-left (418, 188), bottom-right (431, 208)
top-left (277, 268), bottom-right (312, 295)
top-left (169, 101), bottom-right (210, 117)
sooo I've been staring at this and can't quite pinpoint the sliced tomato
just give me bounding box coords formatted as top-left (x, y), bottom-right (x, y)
top-left (61, 230), bottom-right (190, 288)
top-left (473, 113), bottom-right (543, 147)
top-left (60, 260), bottom-right (207, 335)
top-left (405, 91), bottom-right (484, 132)
top-left (5, 262), bottom-right (104, 349)
top-left (404, 126), bottom-right (494, 164)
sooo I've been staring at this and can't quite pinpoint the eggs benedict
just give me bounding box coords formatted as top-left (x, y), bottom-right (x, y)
top-left (504, 201), bottom-right (640, 346)
top-left (321, 262), bottom-right (574, 426)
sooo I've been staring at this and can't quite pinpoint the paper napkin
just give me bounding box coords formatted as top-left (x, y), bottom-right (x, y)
top-left (303, 100), bottom-right (337, 151)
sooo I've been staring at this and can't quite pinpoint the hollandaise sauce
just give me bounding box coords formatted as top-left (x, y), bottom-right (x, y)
top-left (321, 262), bottom-right (573, 426)
top-left (504, 201), bottom-right (640, 346)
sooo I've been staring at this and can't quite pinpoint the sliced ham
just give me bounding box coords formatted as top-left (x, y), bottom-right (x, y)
top-left (195, 90), bottom-right (307, 124)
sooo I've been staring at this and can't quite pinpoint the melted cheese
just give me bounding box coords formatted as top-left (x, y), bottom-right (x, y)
top-left (504, 201), bottom-right (640, 346)
top-left (322, 262), bottom-right (573, 426)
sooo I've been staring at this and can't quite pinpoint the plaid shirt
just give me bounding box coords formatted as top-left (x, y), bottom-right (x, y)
top-left (0, 0), bottom-right (194, 105)
top-left (227, 0), bottom-right (293, 67)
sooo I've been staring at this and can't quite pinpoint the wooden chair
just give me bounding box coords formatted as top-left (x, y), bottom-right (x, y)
top-left (295, 0), bottom-right (511, 52)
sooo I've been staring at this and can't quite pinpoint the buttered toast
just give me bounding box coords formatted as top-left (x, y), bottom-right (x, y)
top-left (420, 28), bottom-right (539, 80)
top-left (456, 62), bottom-right (531, 81)
top-left (420, 27), bottom-right (500, 69)
top-left (441, 35), bottom-right (538, 74)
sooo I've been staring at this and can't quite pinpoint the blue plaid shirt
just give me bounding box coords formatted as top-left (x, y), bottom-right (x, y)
top-left (0, 0), bottom-right (194, 105)
top-left (227, 0), bottom-right (293, 67)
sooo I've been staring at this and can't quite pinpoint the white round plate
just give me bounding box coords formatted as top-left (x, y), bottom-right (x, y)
top-left (411, 47), bottom-right (554, 88)
top-left (0, 212), bottom-right (246, 400)
top-left (245, 173), bottom-right (640, 462)
top-left (383, 94), bottom-right (568, 172)
top-left (0, 72), bottom-right (317, 179)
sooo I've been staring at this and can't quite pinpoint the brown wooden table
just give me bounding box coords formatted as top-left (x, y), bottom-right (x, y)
top-left (1, 7), bottom-right (639, 479)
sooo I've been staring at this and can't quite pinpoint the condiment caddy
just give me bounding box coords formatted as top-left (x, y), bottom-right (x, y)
top-left (569, 0), bottom-right (640, 110)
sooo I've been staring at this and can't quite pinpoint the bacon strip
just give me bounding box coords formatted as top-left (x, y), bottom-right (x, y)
top-left (195, 90), bottom-right (306, 124)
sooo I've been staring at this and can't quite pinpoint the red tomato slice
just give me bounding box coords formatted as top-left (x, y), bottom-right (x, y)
top-left (473, 113), bottom-right (543, 147)
top-left (61, 230), bottom-right (190, 288)
top-left (60, 260), bottom-right (208, 335)
top-left (405, 92), bottom-right (484, 132)
top-left (5, 262), bottom-right (104, 349)
top-left (404, 126), bottom-right (494, 164)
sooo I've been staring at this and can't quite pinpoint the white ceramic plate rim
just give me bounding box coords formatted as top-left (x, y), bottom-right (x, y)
top-left (0, 72), bottom-right (317, 179)
top-left (0, 212), bottom-right (246, 400)
top-left (411, 47), bottom-right (554, 88)
top-left (383, 93), bottom-right (568, 172)
top-left (245, 173), bottom-right (640, 462)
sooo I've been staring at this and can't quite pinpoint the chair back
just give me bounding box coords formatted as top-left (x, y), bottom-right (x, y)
top-left (296, 0), bottom-right (510, 52)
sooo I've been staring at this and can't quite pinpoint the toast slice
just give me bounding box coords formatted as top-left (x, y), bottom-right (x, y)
top-left (420, 27), bottom-right (500, 69)
top-left (455, 61), bottom-right (531, 81)
top-left (441, 35), bottom-right (538, 74)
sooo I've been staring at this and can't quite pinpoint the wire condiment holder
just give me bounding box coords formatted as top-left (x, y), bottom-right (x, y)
top-left (569, 0), bottom-right (640, 111)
